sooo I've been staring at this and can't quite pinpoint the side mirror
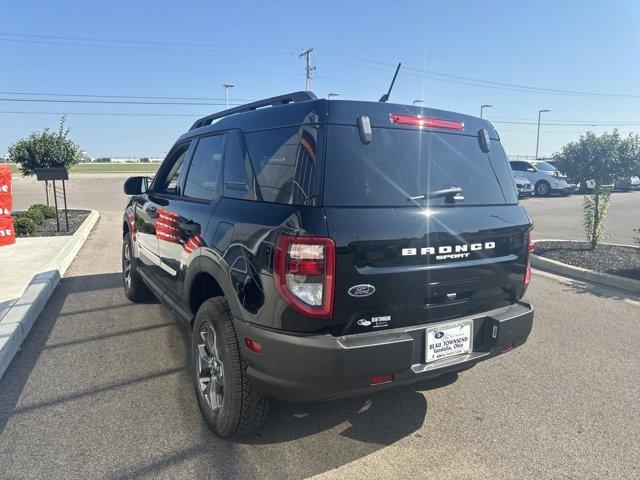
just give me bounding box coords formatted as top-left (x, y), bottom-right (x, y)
top-left (124, 176), bottom-right (149, 195)
top-left (527, 167), bottom-right (536, 172)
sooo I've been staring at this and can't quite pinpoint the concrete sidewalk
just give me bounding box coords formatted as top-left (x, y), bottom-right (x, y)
top-left (0, 236), bottom-right (70, 317)
top-left (0, 210), bottom-right (99, 378)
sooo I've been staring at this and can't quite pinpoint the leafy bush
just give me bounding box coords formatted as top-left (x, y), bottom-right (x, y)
top-left (30, 203), bottom-right (57, 219)
top-left (22, 208), bottom-right (45, 225)
top-left (7, 116), bottom-right (82, 176)
top-left (13, 215), bottom-right (37, 236)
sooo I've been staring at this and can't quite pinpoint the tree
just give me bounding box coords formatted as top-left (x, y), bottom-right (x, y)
top-left (7, 116), bottom-right (82, 176)
top-left (94, 157), bottom-right (112, 163)
top-left (139, 157), bottom-right (150, 163)
top-left (554, 131), bottom-right (640, 249)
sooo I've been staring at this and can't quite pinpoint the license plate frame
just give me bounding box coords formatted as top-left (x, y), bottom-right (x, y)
top-left (425, 319), bottom-right (474, 364)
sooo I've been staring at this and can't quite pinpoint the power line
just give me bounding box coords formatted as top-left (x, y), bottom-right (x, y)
top-left (0, 91), bottom-right (255, 102)
top-left (0, 97), bottom-right (242, 106)
top-left (0, 31), bottom-right (295, 49)
top-left (315, 49), bottom-right (640, 99)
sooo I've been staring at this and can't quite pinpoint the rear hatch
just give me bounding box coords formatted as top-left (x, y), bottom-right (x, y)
top-left (323, 105), bottom-right (531, 335)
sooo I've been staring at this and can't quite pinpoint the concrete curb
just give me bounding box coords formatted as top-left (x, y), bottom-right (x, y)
top-left (531, 240), bottom-right (640, 293)
top-left (0, 210), bottom-right (99, 379)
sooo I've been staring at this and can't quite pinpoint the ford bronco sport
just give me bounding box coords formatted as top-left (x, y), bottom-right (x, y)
top-left (122, 92), bottom-right (534, 438)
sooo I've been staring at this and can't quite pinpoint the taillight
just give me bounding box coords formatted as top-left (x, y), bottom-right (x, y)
top-left (390, 113), bottom-right (464, 130)
top-left (522, 228), bottom-right (534, 295)
top-left (274, 235), bottom-right (335, 318)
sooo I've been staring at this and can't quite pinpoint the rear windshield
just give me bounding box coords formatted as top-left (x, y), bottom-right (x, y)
top-left (323, 125), bottom-right (514, 207)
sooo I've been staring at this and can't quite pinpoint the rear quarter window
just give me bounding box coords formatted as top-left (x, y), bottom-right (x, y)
top-left (324, 126), bottom-right (515, 207)
top-left (245, 126), bottom-right (321, 206)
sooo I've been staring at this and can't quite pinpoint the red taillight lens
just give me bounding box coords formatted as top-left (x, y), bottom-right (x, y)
top-left (523, 228), bottom-right (534, 295)
top-left (390, 113), bottom-right (464, 130)
top-left (274, 235), bottom-right (335, 318)
top-left (371, 374), bottom-right (394, 385)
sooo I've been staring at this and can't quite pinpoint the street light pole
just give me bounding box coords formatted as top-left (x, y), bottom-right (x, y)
top-left (535, 109), bottom-right (551, 159)
top-left (223, 83), bottom-right (235, 109)
top-left (413, 100), bottom-right (424, 107)
top-left (328, 92), bottom-right (340, 100)
top-left (480, 104), bottom-right (492, 118)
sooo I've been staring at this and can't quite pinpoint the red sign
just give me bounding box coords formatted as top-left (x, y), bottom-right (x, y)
top-left (0, 216), bottom-right (14, 246)
top-left (0, 165), bottom-right (11, 214)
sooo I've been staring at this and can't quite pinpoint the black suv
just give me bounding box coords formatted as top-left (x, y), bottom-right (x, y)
top-left (122, 92), bottom-right (534, 437)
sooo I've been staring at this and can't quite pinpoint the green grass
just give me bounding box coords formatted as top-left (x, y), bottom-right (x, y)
top-left (71, 163), bottom-right (160, 174)
top-left (4, 162), bottom-right (160, 175)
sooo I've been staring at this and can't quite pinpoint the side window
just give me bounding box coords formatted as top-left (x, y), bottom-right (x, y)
top-left (183, 134), bottom-right (225, 201)
top-left (245, 126), bottom-right (319, 205)
top-left (510, 161), bottom-right (524, 171)
top-left (156, 143), bottom-right (191, 195)
top-left (223, 130), bottom-right (258, 201)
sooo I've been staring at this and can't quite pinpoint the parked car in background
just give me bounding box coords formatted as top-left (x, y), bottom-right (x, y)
top-left (509, 160), bottom-right (575, 196)
top-left (514, 175), bottom-right (534, 198)
top-left (613, 176), bottom-right (640, 192)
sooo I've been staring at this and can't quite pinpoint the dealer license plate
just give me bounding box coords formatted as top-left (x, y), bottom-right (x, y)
top-left (425, 320), bottom-right (473, 363)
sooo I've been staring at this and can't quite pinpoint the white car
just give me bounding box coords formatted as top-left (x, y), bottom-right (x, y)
top-left (513, 175), bottom-right (534, 198)
top-left (509, 160), bottom-right (575, 196)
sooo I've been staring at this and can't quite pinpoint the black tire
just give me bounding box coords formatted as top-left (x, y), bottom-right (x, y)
top-left (192, 297), bottom-right (268, 438)
top-left (122, 231), bottom-right (153, 302)
top-left (535, 180), bottom-right (551, 197)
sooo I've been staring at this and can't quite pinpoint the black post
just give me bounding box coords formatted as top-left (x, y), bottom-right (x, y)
top-left (45, 180), bottom-right (49, 206)
top-left (52, 179), bottom-right (60, 232)
top-left (62, 179), bottom-right (69, 231)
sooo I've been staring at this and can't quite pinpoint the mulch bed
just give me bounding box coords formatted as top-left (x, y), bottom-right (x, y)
top-left (535, 240), bottom-right (640, 281)
top-left (14, 209), bottom-right (90, 237)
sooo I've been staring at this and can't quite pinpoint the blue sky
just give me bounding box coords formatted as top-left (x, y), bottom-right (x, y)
top-left (1, 0), bottom-right (639, 158)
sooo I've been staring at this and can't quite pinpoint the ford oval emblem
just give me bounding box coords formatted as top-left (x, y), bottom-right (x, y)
top-left (348, 284), bottom-right (376, 297)
top-left (435, 331), bottom-right (445, 339)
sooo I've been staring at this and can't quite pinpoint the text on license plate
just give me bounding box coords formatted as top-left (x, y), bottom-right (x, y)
top-left (426, 320), bottom-right (473, 363)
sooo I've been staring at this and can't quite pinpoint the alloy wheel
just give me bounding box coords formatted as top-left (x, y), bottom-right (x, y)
top-left (196, 321), bottom-right (224, 412)
top-left (123, 241), bottom-right (132, 290)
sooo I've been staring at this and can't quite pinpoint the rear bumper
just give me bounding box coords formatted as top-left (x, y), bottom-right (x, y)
top-left (235, 299), bottom-right (534, 403)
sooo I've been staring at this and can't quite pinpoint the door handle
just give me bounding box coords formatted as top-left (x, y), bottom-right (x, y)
top-left (179, 219), bottom-right (200, 235)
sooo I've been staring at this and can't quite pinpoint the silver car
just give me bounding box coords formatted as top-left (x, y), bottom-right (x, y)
top-left (514, 175), bottom-right (534, 198)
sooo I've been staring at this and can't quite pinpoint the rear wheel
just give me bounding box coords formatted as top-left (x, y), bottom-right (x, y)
top-left (192, 297), bottom-right (268, 438)
top-left (122, 232), bottom-right (152, 302)
top-left (535, 180), bottom-right (551, 197)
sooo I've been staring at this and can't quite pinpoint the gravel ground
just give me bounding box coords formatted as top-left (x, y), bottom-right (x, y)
top-left (14, 209), bottom-right (90, 237)
top-left (535, 240), bottom-right (640, 280)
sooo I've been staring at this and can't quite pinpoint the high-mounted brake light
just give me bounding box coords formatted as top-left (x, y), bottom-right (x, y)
top-left (522, 228), bottom-right (534, 296)
top-left (274, 235), bottom-right (335, 318)
top-left (390, 114), bottom-right (464, 131)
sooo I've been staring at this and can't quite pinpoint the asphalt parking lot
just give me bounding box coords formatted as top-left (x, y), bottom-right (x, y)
top-left (1, 174), bottom-right (639, 479)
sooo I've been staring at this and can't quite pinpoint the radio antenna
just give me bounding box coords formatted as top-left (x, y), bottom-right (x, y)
top-left (378, 62), bottom-right (401, 102)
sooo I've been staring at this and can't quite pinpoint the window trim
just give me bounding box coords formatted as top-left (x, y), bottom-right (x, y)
top-left (150, 139), bottom-right (195, 198)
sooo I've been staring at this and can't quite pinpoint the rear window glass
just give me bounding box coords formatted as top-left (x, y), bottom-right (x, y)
top-left (323, 126), bottom-right (512, 207)
top-left (245, 126), bottom-right (320, 205)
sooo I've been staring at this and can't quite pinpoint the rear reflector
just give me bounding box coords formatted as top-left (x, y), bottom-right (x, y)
top-left (245, 338), bottom-right (262, 354)
top-left (371, 374), bottom-right (394, 385)
top-left (390, 114), bottom-right (464, 131)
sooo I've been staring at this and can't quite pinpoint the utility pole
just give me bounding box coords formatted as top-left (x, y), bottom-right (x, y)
top-left (328, 92), bottom-right (340, 100)
top-left (299, 48), bottom-right (315, 91)
top-left (536, 109), bottom-right (551, 159)
top-left (223, 83), bottom-right (234, 109)
top-left (412, 100), bottom-right (424, 107)
top-left (480, 104), bottom-right (492, 118)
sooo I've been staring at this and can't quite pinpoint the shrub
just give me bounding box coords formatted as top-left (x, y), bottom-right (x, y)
top-left (13, 215), bottom-right (37, 236)
top-left (7, 116), bottom-right (82, 176)
top-left (30, 203), bottom-right (57, 219)
top-left (23, 207), bottom-right (45, 225)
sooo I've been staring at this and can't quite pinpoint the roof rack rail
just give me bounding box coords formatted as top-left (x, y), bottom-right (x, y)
top-left (189, 91), bottom-right (318, 131)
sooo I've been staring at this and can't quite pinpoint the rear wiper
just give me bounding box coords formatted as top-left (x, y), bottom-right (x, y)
top-left (408, 187), bottom-right (463, 201)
